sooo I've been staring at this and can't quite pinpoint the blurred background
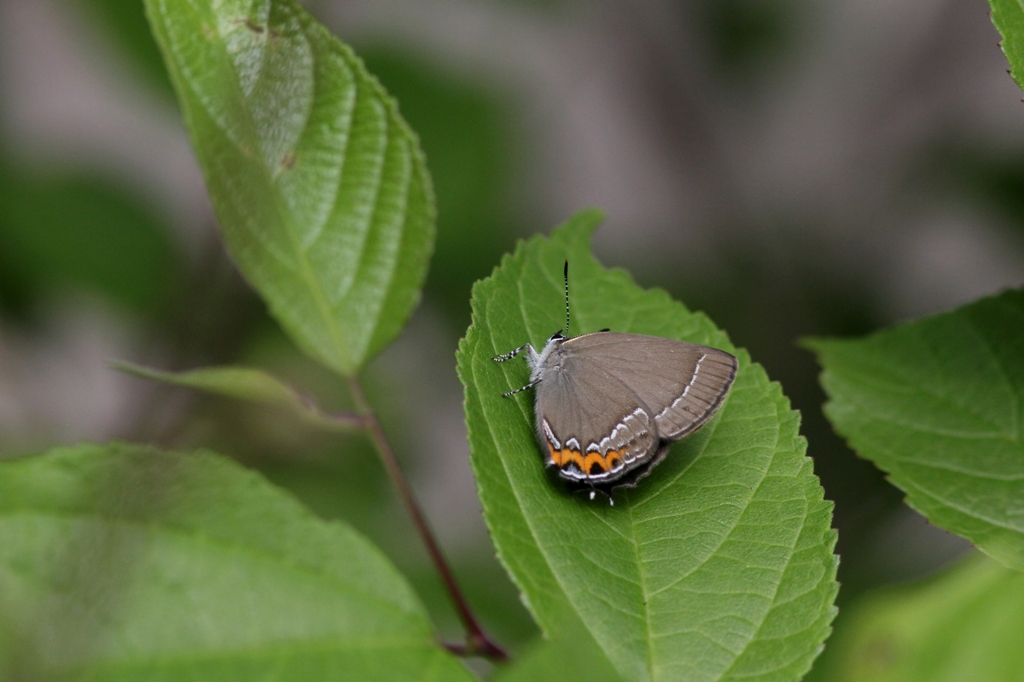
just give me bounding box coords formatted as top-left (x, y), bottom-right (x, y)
top-left (1, 0), bottom-right (1022, 671)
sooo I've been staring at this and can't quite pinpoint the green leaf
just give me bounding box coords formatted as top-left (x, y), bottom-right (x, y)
top-left (0, 443), bottom-right (475, 682)
top-left (144, 0), bottom-right (435, 376)
top-left (112, 361), bottom-right (362, 431)
top-left (990, 0), bottom-right (1024, 93)
top-left (457, 211), bottom-right (838, 682)
top-left (806, 289), bottom-right (1024, 571)
top-left (817, 555), bottom-right (1024, 682)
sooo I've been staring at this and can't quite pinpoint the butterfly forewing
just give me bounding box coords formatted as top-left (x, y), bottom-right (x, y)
top-left (559, 333), bottom-right (738, 440)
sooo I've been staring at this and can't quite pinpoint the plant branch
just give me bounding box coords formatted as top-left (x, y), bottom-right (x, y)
top-left (347, 376), bottom-right (507, 662)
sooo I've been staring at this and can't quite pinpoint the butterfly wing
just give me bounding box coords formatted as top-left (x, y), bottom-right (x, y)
top-left (561, 332), bottom-right (738, 441)
top-left (533, 347), bottom-right (660, 484)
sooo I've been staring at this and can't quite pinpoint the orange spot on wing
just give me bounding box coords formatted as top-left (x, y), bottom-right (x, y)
top-left (548, 440), bottom-right (625, 478)
top-left (567, 450), bottom-right (585, 469)
top-left (547, 441), bottom-right (580, 469)
top-left (584, 452), bottom-right (607, 475)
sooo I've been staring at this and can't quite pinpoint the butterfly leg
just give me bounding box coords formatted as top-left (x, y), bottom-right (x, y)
top-left (501, 379), bottom-right (540, 398)
top-left (492, 343), bottom-right (535, 362)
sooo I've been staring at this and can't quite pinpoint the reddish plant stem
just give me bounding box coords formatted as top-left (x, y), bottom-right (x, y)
top-left (347, 376), bottom-right (507, 662)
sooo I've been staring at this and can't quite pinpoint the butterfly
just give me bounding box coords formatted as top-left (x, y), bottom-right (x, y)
top-left (494, 262), bottom-right (737, 499)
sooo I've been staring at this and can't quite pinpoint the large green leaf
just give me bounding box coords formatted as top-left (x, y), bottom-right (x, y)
top-left (0, 443), bottom-right (474, 681)
top-left (817, 555), bottom-right (1024, 682)
top-left (457, 211), bottom-right (838, 682)
top-left (807, 289), bottom-right (1024, 571)
top-left (990, 0), bottom-right (1024, 93)
top-left (145, 0), bottom-right (435, 376)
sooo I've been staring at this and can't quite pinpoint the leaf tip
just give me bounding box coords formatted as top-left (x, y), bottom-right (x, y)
top-left (549, 207), bottom-right (606, 246)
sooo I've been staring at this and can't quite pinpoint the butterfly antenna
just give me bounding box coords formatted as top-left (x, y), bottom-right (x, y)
top-left (563, 260), bottom-right (571, 337)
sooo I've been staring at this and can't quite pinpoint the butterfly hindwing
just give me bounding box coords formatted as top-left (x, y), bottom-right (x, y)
top-left (533, 352), bottom-right (660, 484)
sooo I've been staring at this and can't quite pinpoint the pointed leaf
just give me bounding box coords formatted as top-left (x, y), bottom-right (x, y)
top-left (145, 0), bottom-right (435, 375)
top-left (0, 443), bottom-right (474, 681)
top-left (457, 211), bottom-right (838, 682)
top-left (807, 289), bottom-right (1024, 571)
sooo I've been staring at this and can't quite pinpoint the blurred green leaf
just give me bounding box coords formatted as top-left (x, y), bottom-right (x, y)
top-left (0, 443), bottom-right (475, 681)
top-left (0, 172), bottom-right (175, 316)
top-left (990, 0), bottom-right (1024, 93)
top-left (457, 211), bottom-right (838, 681)
top-left (112, 360), bottom-right (363, 430)
top-left (145, 0), bottom-right (436, 376)
top-left (819, 555), bottom-right (1024, 682)
top-left (807, 289), bottom-right (1024, 571)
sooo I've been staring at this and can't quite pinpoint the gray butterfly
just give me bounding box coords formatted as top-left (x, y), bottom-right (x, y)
top-left (494, 263), bottom-right (737, 497)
